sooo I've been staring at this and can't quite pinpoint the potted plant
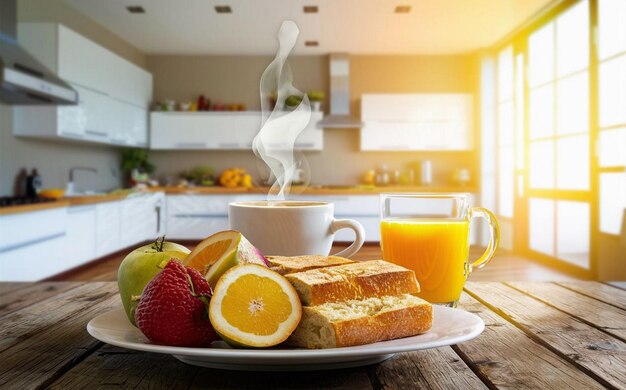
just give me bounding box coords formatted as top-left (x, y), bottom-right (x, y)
top-left (121, 148), bottom-right (155, 187)
top-left (307, 91), bottom-right (325, 112)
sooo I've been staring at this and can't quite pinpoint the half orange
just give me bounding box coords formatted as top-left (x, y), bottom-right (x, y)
top-left (209, 263), bottom-right (302, 347)
top-left (182, 230), bottom-right (268, 287)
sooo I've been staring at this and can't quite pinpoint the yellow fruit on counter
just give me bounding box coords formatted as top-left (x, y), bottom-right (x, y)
top-left (219, 168), bottom-right (252, 188)
top-left (39, 188), bottom-right (65, 199)
top-left (242, 174), bottom-right (253, 188)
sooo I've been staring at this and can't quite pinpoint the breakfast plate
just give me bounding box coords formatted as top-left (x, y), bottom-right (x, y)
top-left (87, 306), bottom-right (484, 371)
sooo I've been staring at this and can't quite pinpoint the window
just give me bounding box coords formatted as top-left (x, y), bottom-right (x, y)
top-left (497, 46), bottom-right (515, 219)
top-left (598, 0), bottom-right (626, 235)
top-left (527, 0), bottom-right (591, 268)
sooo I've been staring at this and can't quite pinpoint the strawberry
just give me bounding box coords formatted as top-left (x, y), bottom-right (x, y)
top-left (135, 259), bottom-right (217, 347)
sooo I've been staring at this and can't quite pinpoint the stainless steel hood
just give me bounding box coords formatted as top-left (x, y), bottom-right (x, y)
top-left (0, 0), bottom-right (77, 105)
top-left (316, 53), bottom-right (363, 129)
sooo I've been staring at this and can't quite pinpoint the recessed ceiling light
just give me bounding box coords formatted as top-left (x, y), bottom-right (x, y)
top-left (126, 6), bottom-right (145, 14)
top-left (394, 5), bottom-right (411, 13)
top-left (305, 41), bottom-right (319, 47)
top-left (303, 6), bottom-right (318, 14)
top-left (215, 5), bottom-right (232, 13)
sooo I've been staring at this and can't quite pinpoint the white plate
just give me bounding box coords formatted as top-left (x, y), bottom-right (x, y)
top-left (87, 306), bottom-right (484, 371)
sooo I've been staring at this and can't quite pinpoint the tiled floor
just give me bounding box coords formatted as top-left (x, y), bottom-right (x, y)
top-left (50, 243), bottom-right (578, 282)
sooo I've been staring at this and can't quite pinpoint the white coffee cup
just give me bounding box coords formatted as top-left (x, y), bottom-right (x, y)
top-left (229, 201), bottom-right (365, 257)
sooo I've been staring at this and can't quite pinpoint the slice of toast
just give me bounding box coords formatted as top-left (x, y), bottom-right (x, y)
top-left (285, 260), bottom-right (420, 306)
top-left (266, 255), bottom-right (355, 275)
top-left (287, 294), bottom-right (432, 349)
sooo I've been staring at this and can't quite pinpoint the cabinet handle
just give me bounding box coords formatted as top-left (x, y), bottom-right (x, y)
top-left (85, 129), bottom-right (108, 137)
top-left (68, 205), bottom-right (97, 213)
top-left (0, 232), bottom-right (66, 253)
top-left (295, 142), bottom-right (314, 148)
top-left (176, 142), bottom-right (207, 149)
top-left (61, 132), bottom-right (84, 139)
top-left (155, 205), bottom-right (161, 234)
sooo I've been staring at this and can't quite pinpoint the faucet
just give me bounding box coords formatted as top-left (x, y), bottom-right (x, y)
top-left (67, 167), bottom-right (98, 195)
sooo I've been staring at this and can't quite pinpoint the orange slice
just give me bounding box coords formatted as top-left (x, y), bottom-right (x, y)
top-left (182, 231), bottom-right (267, 287)
top-left (209, 264), bottom-right (302, 347)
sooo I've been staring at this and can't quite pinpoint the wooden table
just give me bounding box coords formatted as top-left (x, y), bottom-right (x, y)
top-left (1, 281), bottom-right (625, 389)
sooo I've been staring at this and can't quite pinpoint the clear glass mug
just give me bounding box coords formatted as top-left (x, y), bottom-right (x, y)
top-left (380, 193), bottom-right (499, 307)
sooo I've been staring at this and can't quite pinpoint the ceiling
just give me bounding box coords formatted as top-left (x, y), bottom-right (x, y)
top-left (65, 0), bottom-right (553, 55)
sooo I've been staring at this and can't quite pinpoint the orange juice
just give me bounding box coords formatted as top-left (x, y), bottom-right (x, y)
top-left (380, 218), bottom-right (470, 304)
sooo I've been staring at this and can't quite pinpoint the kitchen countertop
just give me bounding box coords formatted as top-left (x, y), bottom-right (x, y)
top-left (0, 193), bottom-right (141, 216)
top-left (1, 280), bottom-right (624, 388)
top-left (156, 185), bottom-right (477, 196)
top-left (0, 185), bottom-right (476, 216)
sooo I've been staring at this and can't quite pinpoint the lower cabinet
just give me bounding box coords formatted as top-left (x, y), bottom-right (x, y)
top-left (120, 193), bottom-right (164, 247)
top-left (66, 205), bottom-right (97, 270)
top-left (0, 207), bottom-right (68, 282)
top-left (165, 194), bottom-right (250, 239)
top-left (96, 201), bottom-right (121, 258)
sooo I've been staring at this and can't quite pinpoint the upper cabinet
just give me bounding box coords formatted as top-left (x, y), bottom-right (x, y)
top-left (13, 23), bottom-right (152, 147)
top-left (150, 111), bottom-right (324, 151)
top-left (360, 94), bottom-right (474, 151)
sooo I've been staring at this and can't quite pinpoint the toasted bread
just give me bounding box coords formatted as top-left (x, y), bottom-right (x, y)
top-left (285, 260), bottom-right (420, 306)
top-left (266, 255), bottom-right (355, 275)
top-left (287, 294), bottom-right (432, 348)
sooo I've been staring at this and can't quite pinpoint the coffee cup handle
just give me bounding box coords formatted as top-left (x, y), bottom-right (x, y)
top-left (330, 219), bottom-right (365, 258)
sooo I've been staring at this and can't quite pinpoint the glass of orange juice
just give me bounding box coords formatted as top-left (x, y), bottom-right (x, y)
top-left (380, 193), bottom-right (499, 307)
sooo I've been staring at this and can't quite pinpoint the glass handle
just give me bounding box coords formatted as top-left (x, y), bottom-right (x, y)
top-left (468, 207), bottom-right (500, 272)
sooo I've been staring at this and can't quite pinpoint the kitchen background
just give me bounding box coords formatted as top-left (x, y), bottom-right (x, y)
top-left (1, 0), bottom-right (624, 281)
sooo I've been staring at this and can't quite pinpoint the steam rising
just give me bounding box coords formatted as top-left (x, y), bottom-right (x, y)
top-left (253, 20), bottom-right (311, 200)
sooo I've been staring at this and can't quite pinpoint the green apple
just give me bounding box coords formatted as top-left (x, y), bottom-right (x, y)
top-left (117, 238), bottom-right (190, 325)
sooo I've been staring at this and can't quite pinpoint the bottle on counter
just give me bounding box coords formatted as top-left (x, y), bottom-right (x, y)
top-left (26, 168), bottom-right (42, 198)
top-left (420, 160), bottom-right (432, 186)
top-left (375, 165), bottom-right (390, 186)
top-left (13, 168), bottom-right (28, 197)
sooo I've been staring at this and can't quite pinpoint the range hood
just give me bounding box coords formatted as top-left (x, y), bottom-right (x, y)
top-left (316, 53), bottom-right (363, 129)
top-left (0, 0), bottom-right (76, 105)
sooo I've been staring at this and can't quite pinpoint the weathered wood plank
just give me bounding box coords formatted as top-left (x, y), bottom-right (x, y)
top-left (0, 282), bottom-right (83, 317)
top-left (50, 339), bottom-right (373, 390)
top-left (508, 282), bottom-right (626, 342)
top-left (0, 282), bottom-right (120, 389)
top-left (455, 292), bottom-right (604, 389)
top-left (368, 347), bottom-right (488, 389)
top-left (0, 282), bottom-right (115, 354)
top-left (189, 366), bottom-right (373, 389)
top-left (556, 281), bottom-right (626, 311)
top-left (48, 344), bottom-right (198, 389)
top-left (607, 282), bottom-right (626, 291)
top-left (466, 281), bottom-right (626, 389)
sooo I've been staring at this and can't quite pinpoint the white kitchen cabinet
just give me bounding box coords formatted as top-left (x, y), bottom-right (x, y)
top-left (66, 205), bottom-right (97, 270)
top-left (107, 99), bottom-right (149, 147)
top-left (120, 194), bottom-right (164, 248)
top-left (0, 208), bottom-right (67, 281)
top-left (14, 23), bottom-right (152, 147)
top-left (165, 194), bottom-right (268, 239)
top-left (0, 232), bottom-right (66, 282)
top-left (360, 94), bottom-right (473, 151)
top-left (150, 112), bottom-right (323, 151)
top-left (96, 201), bottom-right (121, 258)
top-left (166, 195), bottom-right (236, 239)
